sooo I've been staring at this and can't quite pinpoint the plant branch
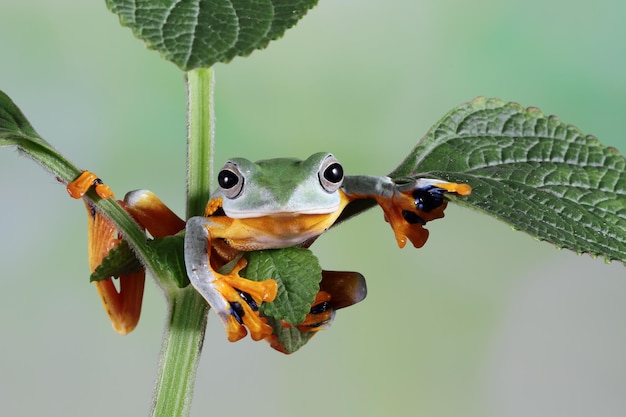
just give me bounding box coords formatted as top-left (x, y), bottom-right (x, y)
top-left (0, 91), bottom-right (157, 280)
top-left (150, 67), bottom-right (215, 417)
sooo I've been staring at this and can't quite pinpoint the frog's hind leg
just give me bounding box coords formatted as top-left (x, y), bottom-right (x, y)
top-left (298, 270), bottom-right (367, 332)
top-left (184, 216), bottom-right (278, 342)
top-left (123, 190), bottom-right (186, 238)
top-left (83, 190), bottom-right (185, 334)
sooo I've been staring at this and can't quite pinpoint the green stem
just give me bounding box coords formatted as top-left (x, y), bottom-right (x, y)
top-left (186, 67), bottom-right (215, 218)
top-left (150, 286), bottom-right (208, 417)
top-left (150, 67), bottom-right (215, 417)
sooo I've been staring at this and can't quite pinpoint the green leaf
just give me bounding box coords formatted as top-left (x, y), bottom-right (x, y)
top-left (391, 97), bottom-right (626, 262)
top-left (91, 233), bottom-right (189, 287)
top-left (105, 0), bottom-right (319, 71)
top-left (264, 316), bottom-right (314, 354)
top-left (90, 240), bottom-right (143, 282)
top-left (0, 90), bottom-right (80, 183)
top-left (243, 247), bottom-right (322, 325)
top-left (150, 234), bottom-right (190, 288)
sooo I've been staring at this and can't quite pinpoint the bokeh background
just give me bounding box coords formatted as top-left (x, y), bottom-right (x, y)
top-left (1, 1), bottom-right (625, 416)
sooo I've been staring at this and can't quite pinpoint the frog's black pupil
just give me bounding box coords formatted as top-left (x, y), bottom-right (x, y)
top-left (218, 169), bottom-right (239, 189)
top-left (324, 163), bottom-right (343, 183)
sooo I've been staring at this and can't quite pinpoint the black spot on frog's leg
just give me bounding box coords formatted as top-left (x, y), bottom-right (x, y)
top-left (412, 185), bottom-right (445, 212)
top-left (238, 290), bottom-right (259, 312)
top-left (230, 302), bottom-right (245, 325)
top-left (309, 301), bottom-right (331, 315)
top-left (87, 201), bottom-right (97, 218)
top-left (303, 320), bottom-right (331, 330)
top-left (402, 210), bottom-right (426, 225)
top-left (228, 290), bottom-right (262, 324)
top-left (300, 300), bottom-right (335, 330)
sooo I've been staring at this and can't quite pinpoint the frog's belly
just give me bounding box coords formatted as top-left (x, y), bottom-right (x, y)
top-left (222, 213), bottom-right (340, 251)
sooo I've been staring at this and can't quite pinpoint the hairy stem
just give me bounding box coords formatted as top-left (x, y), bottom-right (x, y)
top-left (186, 67), bottom-right (215, 218)
top-left (150, 67), bottom-right (214, 417)
top-left (150, 286), bottom-right (209, 417)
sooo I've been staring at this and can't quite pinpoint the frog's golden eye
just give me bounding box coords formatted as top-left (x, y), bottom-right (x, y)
top-left (218, 162), bottom-right (244, 199)
top-left (319, 155), bottom-right (344, 193)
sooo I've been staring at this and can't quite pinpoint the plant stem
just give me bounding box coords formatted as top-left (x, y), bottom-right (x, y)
top-left (150, 286), bottom-right (208, 417)
top-left (150, 67), bottom-right (215, 417)
top-left (186, 67), bottom-right (215, 218)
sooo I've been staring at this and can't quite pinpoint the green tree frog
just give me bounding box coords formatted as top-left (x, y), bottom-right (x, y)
top-left (68, 152), bottom-right (471, 348)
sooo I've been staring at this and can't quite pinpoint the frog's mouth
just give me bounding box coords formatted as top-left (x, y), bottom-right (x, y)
top-left (224, 189), bottom-right (351, 219)
top-left (224, 201), bottom-right (345, 219)
top-left (222, 211), bottom-right (345, 251)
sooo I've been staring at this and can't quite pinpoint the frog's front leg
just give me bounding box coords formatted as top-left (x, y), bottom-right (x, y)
top-left (385, 178), bottom-right (471, 248)
top-left (342, 175), bottom-right (471, 248)
top-left (184, 217), bottom-right (278, 342)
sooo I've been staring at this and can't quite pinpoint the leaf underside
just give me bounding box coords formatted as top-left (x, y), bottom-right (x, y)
top-left (105, 0), bottom-right (319, 71)
top-left (391, 97), bottom-right (626, 263)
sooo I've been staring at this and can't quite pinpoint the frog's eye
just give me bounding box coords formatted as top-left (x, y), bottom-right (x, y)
top-left (218, 162), bottom-right (244, 199)
top-left (319, 155), bottom-right (344, 193)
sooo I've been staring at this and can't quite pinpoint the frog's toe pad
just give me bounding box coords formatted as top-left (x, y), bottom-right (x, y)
top-left (224, 314), bottom-right (248, 342)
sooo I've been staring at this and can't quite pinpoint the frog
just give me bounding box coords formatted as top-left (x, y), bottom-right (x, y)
top-left (67, 152), bottom-right (471, 347)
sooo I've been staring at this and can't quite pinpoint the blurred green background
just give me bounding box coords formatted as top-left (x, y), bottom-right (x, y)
top-left (1, 1), bottom-right (625, 416)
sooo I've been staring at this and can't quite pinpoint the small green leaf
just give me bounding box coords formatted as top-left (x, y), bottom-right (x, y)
top-left (90, 240), bottom-right (143, 282)
top-left (391, 97), bottom-right (626, 262)
top-left (105, 0), bottom-right (319, 71)
top-left (150, 234), bottom-right (190, 288)
top-left (243, 247), bottom-right (321, 325)
top-left (264, 316), bottom-right (314, 354)
top-left (90, 234), bottom-right (188, 287)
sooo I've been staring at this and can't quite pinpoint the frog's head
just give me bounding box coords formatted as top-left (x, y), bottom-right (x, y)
top-left (215, 152), bottom-right (344, 218)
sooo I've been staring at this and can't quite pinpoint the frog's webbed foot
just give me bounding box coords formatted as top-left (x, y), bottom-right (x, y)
top-left (215, 258), bottom-right (279, 341)
top-left (84, 200), bottom-right (145, 334)
top-left (382, 179), bottom-right (471, 248)
top-left (69, 172), bottom-right (143, 334)
top-left (185, 217), bottom-right (278, 342)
